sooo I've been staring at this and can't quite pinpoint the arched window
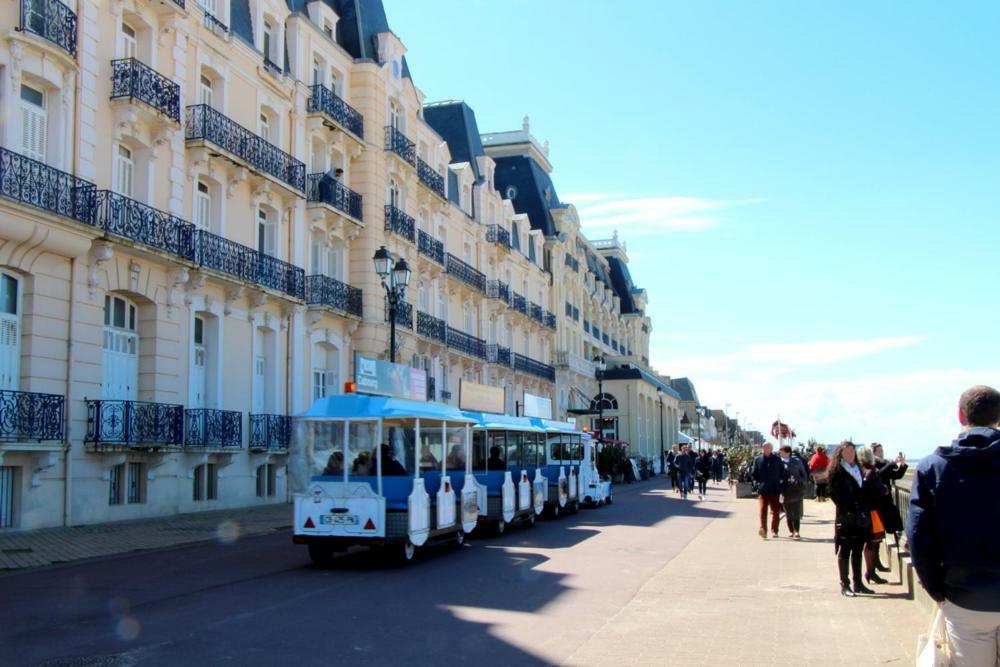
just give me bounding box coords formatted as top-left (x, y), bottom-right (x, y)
top-left (388, 178), bottom-right (400, 208)
top-left (0, 273), bottom-right (21, 391)
top-left (388, 100), bottom-right (402, 131)
top-left (590, 393), bottom-right (618, 412)
top-left (102, 295), bottom-right (138, 401)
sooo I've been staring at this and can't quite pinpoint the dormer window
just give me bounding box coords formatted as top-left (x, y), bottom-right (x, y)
top-left (262, 20), bottom-right (274, 61)
top-left (323, 22), bottom-right (333, 38)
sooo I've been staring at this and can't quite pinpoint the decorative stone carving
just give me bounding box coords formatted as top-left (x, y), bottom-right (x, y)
top-left (128, 259), bottom-right (141, 292)
top-left (87, 241), bottom-right (114, 298)
top-left (224, 286), bottom-right (244, 316)
top-left (165, 267), bottom-right (190, 315)
top-left (184, 270), bottom-right (207, 306)
top-left (227, 167), bottom-right (248, 198)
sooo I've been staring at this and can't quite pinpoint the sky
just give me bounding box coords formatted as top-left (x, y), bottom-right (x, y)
top-left (382, 0), bottom-right (1000, 457)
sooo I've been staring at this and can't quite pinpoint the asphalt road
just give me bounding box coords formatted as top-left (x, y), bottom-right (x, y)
top-left (0, 481), bottom-right (731, 667)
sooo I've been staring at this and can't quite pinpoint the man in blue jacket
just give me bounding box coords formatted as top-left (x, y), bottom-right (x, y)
top-left (752, 443), bottom-right (787, 539)
top-left (908, 385), bottom-right (1000, 665)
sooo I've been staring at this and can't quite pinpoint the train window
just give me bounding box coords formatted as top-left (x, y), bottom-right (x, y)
top-left (309, 420), bottom-right (344, 478)
top-left (505, 431), bottom-right (522, 470)
top-left (445, 427), bottom-right (466, 470)
top-left (420, 427), bottom-right (443, 471)
top-left (472, 430), bottom-right (487, 471)
top-left (523, 433), bottom-right (539, 468)
top-left (346, 422), bottom-right (378, 477)
top-left (568, 436), bottom-right (583, 462)
top-left (487, 431), bottom-right (506, 471)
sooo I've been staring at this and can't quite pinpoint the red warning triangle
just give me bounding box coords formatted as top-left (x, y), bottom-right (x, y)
top-left (304, 516), bottom-right (315, 529)
top-left (363, 518), bottom-right (375, 530)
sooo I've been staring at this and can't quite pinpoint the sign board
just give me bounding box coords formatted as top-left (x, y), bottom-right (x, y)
top-left (459, 380), bottom-right (505, 414)
top-left (522, 392), bottom-right (553, 419)
top-left (353, 353), bottom-right (427, 401)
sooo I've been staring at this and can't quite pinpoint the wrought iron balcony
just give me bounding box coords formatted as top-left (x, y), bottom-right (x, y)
top-left (169, 0), bottom-right (185, 7)
top-left (486, 280), bottom-right (510, 304)
top-left (185, 104), bottom-right (305, 192)
top-left (416, 157), bottom-right (445, 198)
top-left (0, 390), bottom-right (64, 441)
top-left (185, 408), bottom-right (242, 448)
top-left (512, 293), bottom-right (528, 315)
top-left (195, 229), bottom-right (305, 300)
top-left (417, 230), bottom-right (444, 265)
top-left (306, 84), bottom-right (364, 138)
top-left (447, 327), bottom-right (485, 360)
top-left (440, 390), bottom-right (452, 401)
top-left (85, 400), bottom-right (184, 447)
top-left (513, 353), bottom-right (556, 383)
top-left (96, 190), bottom-right (196, 260)
top-left (249, 413), bottom-right (290, 451)
top-left (530, 302), bottom-right (544, 324)
top-left (19, 0), bottom-right (77, 57)
top-left (486, 344), bottom-right (512, 366)
top-left (416, 310), bottom-right (446, 344)
top-left (445, 253), bottom-right (485, 292)
top-left (110, 58), bottom-right (180, 123)
top-left (544, 311), bottom-right (557, 329)
top-left (384, 126), bottom-right (416, 166)
top-left (202, 10), bottom-right (228, 34)
top-left (0, 146), bottom-right (96, 225)
top-left (486, 225), bottom-right (511, 249)
top-left (384, 204), bottom-right (415, 243)
top-left (385, 298), bottom-right (412, 329)
top-left (305, 274), bottom-right (362, 318)
top-left (307, 174), bottom-right (362, 221)
top-left (263, 56), bottom-right (282, 76)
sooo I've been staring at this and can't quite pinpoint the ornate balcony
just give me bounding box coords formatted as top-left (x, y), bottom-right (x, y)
top-left (384, 126), bottom-right (416, 166)
top-left (305, 274), bottom-right (362, 318)
top-left (486, 225), bottom-right (511, 249)
top-left (185, 104), bottom-right (305, 193)
top-left (416, 157), bottom-right (445, 198)
top-left (445, 253), bottom-right (485, 293)
top-left (85, 400), bottom-right (184, 448)
top-left (512, 293), bottom-right (528, 316)
top-left (386, 299), bottom-right (412, 329)
top-left (416, 310), bottom-right (446, 344)
top-left (202, 10), bottom-right (229, 35)
top-left (486, 344), bottom-right (512, 367)
top-left (184, 408), bottom-right (242, 449)
top-left (19, 0), bottom-right (77, 57)
top-left (544, 311), bottom-right (557, 329)
top-left (555, 351), bottom-right (596, 377)
top-left (513, 353), bottom-right (556, 383)
top-left (306, 84), bottom-right (364, 138)
top-left (0, 390), bottom-right (64, 442)
top-left (0, 147), bottom-right (96, 225)
top-left (263, 56), bottom-right (282, 77)
top-left (110, 58), bottom-right (180, 123)
top-left (530, 302), bottom-right (544, 324)
top-left (384, 204), bottom-right (415, 243)
top-left (447, 327), bottom-right (485, 360)
top-left (194, 230), bottom-right (305, 300)
top-left (96, 190), bottom-right (196, 261)
top-left (306, 174), bottom-right (362, 221)
top-left (249, 413), bottom-right (290, 451)
top-left (486, 280), bottom-right (511, 304)
top-left (417, 230), bottom-right (444, 265)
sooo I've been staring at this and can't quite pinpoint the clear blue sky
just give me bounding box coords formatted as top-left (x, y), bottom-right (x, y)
top-left (383, 0), bottom-right (1000, 456)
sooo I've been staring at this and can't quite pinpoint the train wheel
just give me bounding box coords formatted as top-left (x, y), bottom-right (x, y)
top-left (307, 542), bottom-right (334, 566)
top-left (496, 519), bottom-right (506, 535)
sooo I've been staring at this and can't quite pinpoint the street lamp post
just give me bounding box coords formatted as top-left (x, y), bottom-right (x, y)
top-left (372, 245), bottom-right (411, 363)
top-left (657, 388), bottom-right (665, 475)
top-left (593, 353), bottom-right (606, 441)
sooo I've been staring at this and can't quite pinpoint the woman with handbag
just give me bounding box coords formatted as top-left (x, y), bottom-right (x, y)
top-left (858, 445), bottom-right (890, 585)
top-left (827, 441), bottom-right (875, 597)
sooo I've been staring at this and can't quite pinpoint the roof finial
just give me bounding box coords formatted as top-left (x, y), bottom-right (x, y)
top-left (543, 139), bottom-right (550, 156)
top-left (522, 115), bottom-right (530, 132)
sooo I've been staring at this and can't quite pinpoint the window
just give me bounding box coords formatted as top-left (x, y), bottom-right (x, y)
top-left (114, 145), bottom-right (134, 198)
top-left (191, 315), bottom-right (207, 409)
top-left (418, 282), bottom-right (429, 312)
top-left (0, 466), bottom-right (18, 529)
top-left (388, 100), bottom-right (401, 131)
top-left (119, 21), bottom-right (137, 59)
top-left (257, 208), bottom-right (276, 255)
top-left (0, 274), bottom-right (20, 391)
top-left (528, 237), bottom-right (536, 263)
top-left (311, 58), bottom-right (322, 86)
top-left (388, 178), bottom-right (400, 208)
top-left (198, 75), bottom-right (213, 107)
top-left (262, 20), bottom-right (273, 61)
top-left (312, 343), bottom-right (338, 401)
top-left (323, 22), bottom-right (333, 38)
top-left (312, 368), bottom-right (328, 401)
top-left (109, 464), bottom-right (123, 505)
top-left (194, 180), bottom-right (211, 229)
top-left (464, 304), bottom-right (474, 334)
top-left (329, 69), bottom-right (338, 95)
top-left (102, 295), bottom-right (138, 401)
top-left (19, 84), bottom-right (46, 163)
top-left (108, 462), bottom-right (146, 506)
top-left (258, 113), bottom-right (270, 142)
top-left (127, 462), bottom-right (146, 503)
top-left (511, 221), bottom-right (520, 251)
top-left (193, 463), bottom-right (218, 501)
top-left (201, 0), bottom-right (217, 13)
top-left (256, 464), bottom-right (276, 497)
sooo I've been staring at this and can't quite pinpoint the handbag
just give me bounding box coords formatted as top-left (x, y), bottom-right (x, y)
top-left (870, 510), bottom-right (885, 538)
top-left (915, 606), bottom-right (950, 667)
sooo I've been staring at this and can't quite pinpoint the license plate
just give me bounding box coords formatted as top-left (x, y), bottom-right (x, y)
top-left (321, 514), bottom-right (358, 525)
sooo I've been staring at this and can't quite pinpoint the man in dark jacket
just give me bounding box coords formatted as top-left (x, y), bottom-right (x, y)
top-left (752, 443), bottom-right (788, 539)
top-left (908, 385), bottom-right (1000, 666)
top-left (674, 445), bottom-right (695, 499)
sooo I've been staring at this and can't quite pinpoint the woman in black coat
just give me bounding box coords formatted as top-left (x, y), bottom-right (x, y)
top-left (872, 443), bottom-right (907, 536)
top-left (695, 450), bottom-right (712, 498)
top-left (827, 441), bottom-right (874, 597)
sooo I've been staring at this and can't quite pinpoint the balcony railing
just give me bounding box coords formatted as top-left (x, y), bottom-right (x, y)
top-left (0, 147), bottom-right (96, 225)
top-left (512, 293), bottom-right (528, 315)
top-left (195, 230), bottom-right (305, 300)
top-left (185, 104), bottom-right (305, 192)
top-left (202, 10), bottom-right (228, 34)
top-left (416, 310), bottom-right (446, 344)
top-left (306, 84), bottom-right (364, 138)
top-left (445, 254), bottom-right (485, 292)
top-left (110, 58), bottom-right (180, 123)
top-left (386, 299), bottom-right (412, 329)
top-left (447, 327), bottom-right (485, 360)
top-left (486, 280), bottom-right (510, 304)
top-left (263, 56), bottom-right (282, 76)
top-left (384, 126), bottom-right (416, 166)
top-left (486, 225), bottom-right (511, 249)
top-left (85, 400), bottom-right (184, 447)
top-left (96, 190), bottom-right (196, 261)
top-left (384, 204), bottom-right (415, 243)
top-left (486, 344), bottom-right (512, 366)
top-left (305, 274), bottom-right (362, 318)
top-left (417, 230), bottom-right (444, 265)
top-left (250, 413), bottom-right (290, 451)
top-left (416, 157), bottom-right (445, 198)
top-left (184, 408), bottom-right (242, 448)
top-left (20, 0), bottom-right (77, 57)
top-left (168, 0), bottom-right (185, 7)
top-left (306, 174), bottom-right (362, 220)
top-left (555, 351), bottom-right (596, 377)
top-left (530, 302), bottom-right (544, 324)
top-left (514, 353), bottom-right (556, 382)
top-left (544, 311), bottom-right (557, 329)
top-left (0, 390), bottom-right (64, 442)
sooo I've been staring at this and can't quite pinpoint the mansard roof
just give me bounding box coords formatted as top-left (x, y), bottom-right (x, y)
top-left (423, 100), bottom-right (486, 181)
top-left (490, 155), bottom-right (562, 237)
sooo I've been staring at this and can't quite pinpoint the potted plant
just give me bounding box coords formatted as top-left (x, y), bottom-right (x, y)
top-left (726, 444), bottom-right (759, 498)
top-left (598, 442), bottom-right (629, 484)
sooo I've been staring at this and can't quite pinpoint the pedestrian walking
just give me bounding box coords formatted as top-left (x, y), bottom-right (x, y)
top-left (674, 445), bottom-right (695, 500)
top-left (779, 445), bottom-right (808, 539)
top-left (808, 445), bottom-right (830, 501)
top-left (751, 443), bottom-right (787, 539)
top-left (828, 441), bottom-right (874, 597)
top-left (695, 450), bottom-right (712, 499)
top-left (908, 385), bottom-right (1000, 666)
top-left (857, 445), bottom-right (889, 585)
top-left (666, 445), bottom-right (679, 493)
top-left (711, 450), bottom-right (723, 483)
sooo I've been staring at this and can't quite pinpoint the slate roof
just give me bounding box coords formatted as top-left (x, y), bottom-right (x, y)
top-left (423, 101), bottom-right (486, 181)
top-left (602, 366), bottom-right (681, 400)
top-left (491, 155), bottom-right (561, 237)
top-left (669, 377), bottom-right (699, 404)
top-left (605, 255), bottom-right (638, 314)
top-left (282, 0), bottom-right (392, 61)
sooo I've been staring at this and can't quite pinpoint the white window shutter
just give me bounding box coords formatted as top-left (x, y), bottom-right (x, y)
top-left (0, 316), bottom-right (20, 391)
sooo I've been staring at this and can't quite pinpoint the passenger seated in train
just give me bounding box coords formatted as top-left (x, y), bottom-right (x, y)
top-left (445, 444), bottom-right (465, 469)
top-left (486, 446), bottom-right (506, 470)
top-left (351, 452), bottom-right (372, 475)
top-left (420, 443), bottom-right (439, 469)
top-left (323, 451), bottom-right (344, 475)
top-left (379, 443), bottom-right (408, 476)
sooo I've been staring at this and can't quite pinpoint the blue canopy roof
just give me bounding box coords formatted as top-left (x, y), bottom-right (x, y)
top-left (462, 411), bottom-right (545, 432)
top-left (530, 418), bottom-right (581, 434)
top-left (299, 394), bottom-right (474, 423)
